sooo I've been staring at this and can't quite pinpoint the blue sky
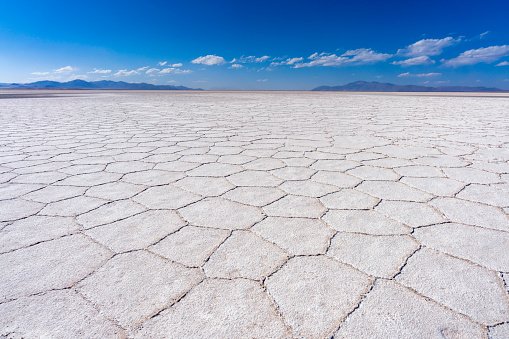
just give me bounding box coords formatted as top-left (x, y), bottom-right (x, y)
top-left (1, 0), bottom-right (508, 90)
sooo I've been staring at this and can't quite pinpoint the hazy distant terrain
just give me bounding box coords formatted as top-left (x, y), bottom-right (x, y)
top-left (312, 81), bottom-right (502, 92)
top-left (0, 79), bottom-right (200, 90)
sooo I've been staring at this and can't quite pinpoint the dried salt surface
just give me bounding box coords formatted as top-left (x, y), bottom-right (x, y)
top-left (1, 90), bottom-right (508, 337)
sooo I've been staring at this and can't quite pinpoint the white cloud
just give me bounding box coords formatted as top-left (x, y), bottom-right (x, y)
top-left (392, 56), bottom-right (435, 66)
top-left (158, 61), bottom-right (167, 66)
top-left (54, 66), bottom-right (76, 73)
top-left (229, 64), bottom-right (243, 69)
top-left (255, 56), bottom-right (270, 62)
top-left (442, 45), bottom-right (509, 67)
top-left (398, 72), bottom-right (441, 78)
top-left (398, 37), bottom-right (459, 57)
top-left (171, 63), bottom-right (183, 67)
top-left (257, 79), bottom-right (268, 82)
top-left (114, 69), bottom-right (140, 76)
top-left (137, 66), bottom-right (149, 71)
top-left (88, 68), bottom-right (111, 74)
top-left (31, 71), bottom-right (50, 75)
top-left (294, 49), bottom-right (391, 68)
top-left (146, 68), bottom-right (160, 75)
top-left (480, 31), bottom-right (490, 39)
top-left (496, 61), bottom-right (509, 66)
top-left (191, 55), bottom-right (226, 65)
top-left (435, 80), bottom-right (450, 84)
top-left (285, 57), bottom-right (303, 65)
top-left (375, 75), bottom-right (383, 78)
top-left (159, 68), bottom-right (192, 74)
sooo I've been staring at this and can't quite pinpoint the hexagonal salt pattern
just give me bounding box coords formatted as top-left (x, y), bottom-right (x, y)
top-left (1, 90), bottom-right (508, 337)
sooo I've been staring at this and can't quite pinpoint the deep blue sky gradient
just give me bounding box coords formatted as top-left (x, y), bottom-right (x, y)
top-left (1, 0), bottom-right (508, 89)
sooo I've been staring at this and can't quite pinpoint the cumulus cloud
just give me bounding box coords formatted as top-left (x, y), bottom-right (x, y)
top-left (114, 69), bottom-right (140, 76)
top-left (257, 79), bottom-right (268, 82)
top-left (171, 63), bottom-right (183, 67)
top-left (31, 71), bottom-right (50, 75)
top-left (229, 64), bottom-right (243, 69)
top-left (294, 49), bottom-right (391, 68)
top-left (398, 37), bottom-right (459, 57)
top-left (392, 56), bottom-right (435, 66)
top-left (137, 66), bottom-right (149, 71)
top-left (159, 68), bottom-right (192, 74)
top-left (496, 61), bottom-right (509, 66)
top-left (191, 55), bottom-right (226, 65)
top-left (231, 55), bottom-right (271, 63)
top-left (146, 68), bottom-right (160, 75)
top-left (442, 45), bottom-right (509, 67)
top-left (54, 66), bottom-right (76, 73)
top-left (285, 57), bottom-right (303, 65)
top-left (255, 56), bottom-right (270, 62)
top-left (397, 72), bottom-right (442, 78)
top-left (88, 68), bottom-right (112, 74)
top-left (158, 61), bottom-right (167, 66)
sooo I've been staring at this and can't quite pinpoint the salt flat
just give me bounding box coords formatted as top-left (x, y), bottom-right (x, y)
top-left (0, 90), bottom-right (508, 338)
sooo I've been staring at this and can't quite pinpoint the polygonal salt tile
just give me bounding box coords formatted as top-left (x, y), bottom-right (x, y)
top-left (328, 233), bottom-right (419, 278)
top-left (241, 149), bottom-right (278, 158)
top-left (443, 167), bottom-right (501, 184)
top-left (104, 161), bottom-right (154, 173)
top-left (56, 172), bottom-right (122, 186)
top-left (85, 210), bottom-right (184, 252)
top-left (430, 197), bottom-right (509, 231)
top-left (362, 157), bottom-right (415, 168)
top-left (346, 152), bottom-right (385, 161)
top-left (311, 171), bottom-right (362, 187)
top-left (122, 170), bottom-right (185, 185)
top-left (153, 161), bottom-right (200, 172)
top-left (252, 217), bottom-right (334, 255)
top-left (0, 290), bottom-right (125, 338)
top-left (76, 200), bottom-right (146, 229)
top-left (179, 197), bottom-right (264, 229)
top-left (227, 170), bottom-right (283, 187)
top-left (22, 185), bottom-right (87, 203)
top-left (489, 323), bottom-right (509, 339)
top-left (0, 199), bottom-right (44, 222)
top-left (413, 223), bottom-right (509, 271)
top-left (243, 157), bottom-right (286, 170)
top-left (270, 166), bottom-right (316, 180)
top-left (85, 182), bottom-right (146, 200)
top-left (10, 171), bottom-right (68, 185)
top-left (132, 279), bottom-right (289, 338)
top-left (59, 164), bottom-right (105, 175)
top-left (347, 165), bottom-right (400, 181)
top-left (77, 251), bottom-right (203, 329)
top-left (265, 256), bottom-right (371, 338)
top-left (456, 184), bottom-right (509, 207)
top-left (322, 210), bottom-right (411, 235)
top-left (0, 183), bottom-right (44, 200)
top-left (208, 146), bottom-right (244, 155)
top-left (0, 216), bottom-right (79, 253)
top-left (311, 159), bottom-right (360, 171)
top-left (0, 234), bottom-right (112, 301)
top-left (149, 226), bottom-right (229, 266)
top-left (393, 165), bottom-right (444, 178)
top-left (186, 163), bottom-right (243, 177)
top-left (263, 195), bottom-right (326, 218)
top-left (356, 181), bottom-right (433, 202)
top-left (39, 196), bottom-right (107, 217)
top-left (279, 180), bottom-right (338, 197)
top-left (132, 185), bottom-right (201, 209)
top-left (112, 153), bottom-right (149, 161)
top-left (319, 189), bottom-right (379, 210)
top-left (413, 155), bottom-right (470, 167)
top-left (375, 200), bottom-right (446, 227)
top-left (178, 154), bottom-right (219, 163)
top-left (0, 172), bottom-right (17, 183)
top-left (334, 279), bottom-right (485, 338)
top-left (203, 230), bottom-right (288, 279)
top-left (174, 176), bottom-right (234, 196)
top-left (396, 248), bottom-right (509, 325)
top-left (217, 154), bottom-right (256, 164)
top-left (223, 186), bottom-right (285, 206)
top-left (400, 177), bottom-right (465, 196)
top-left (282, 157), bottom-right (316, 167)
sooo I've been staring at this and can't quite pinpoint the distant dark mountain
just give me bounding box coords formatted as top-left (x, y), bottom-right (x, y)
top-left (312, 81), bottom-right (502, 92)
top-left (0, 79), bottom-right (201, 90)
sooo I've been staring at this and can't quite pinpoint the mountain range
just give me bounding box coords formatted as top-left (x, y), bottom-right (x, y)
top-left (312, 81), bottom-right (503, 92)
top-left (0, 80), bottom-right (200, 90)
